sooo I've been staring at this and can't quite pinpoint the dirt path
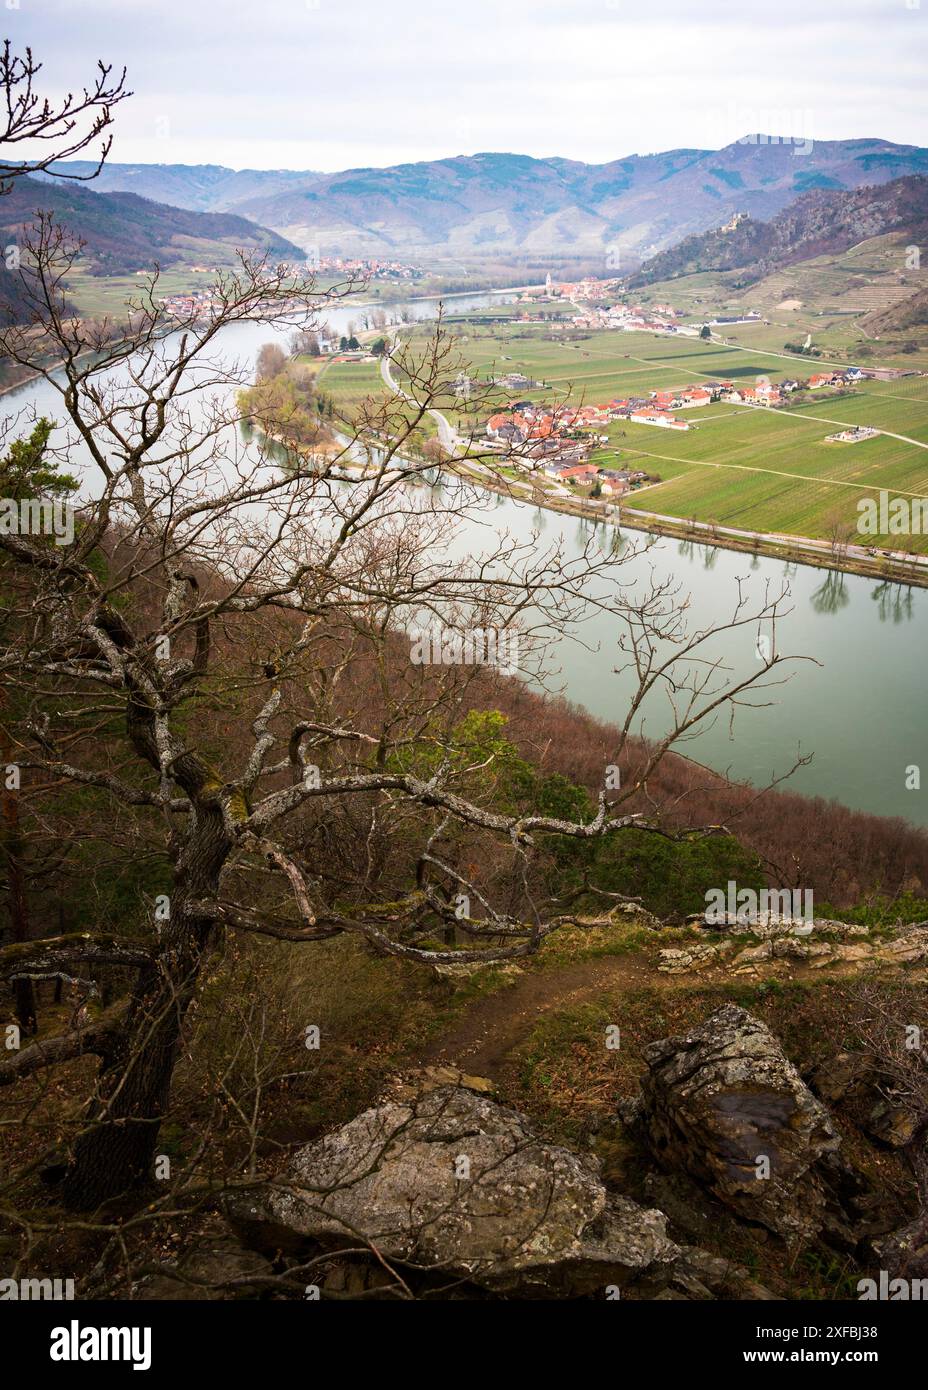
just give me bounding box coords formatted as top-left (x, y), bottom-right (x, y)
top-left (421, 947), bottom-right (890, 1083)
top-left (422, 952), bottom-right (676, 1080)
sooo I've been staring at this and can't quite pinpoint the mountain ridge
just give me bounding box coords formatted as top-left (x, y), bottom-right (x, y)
top-left (0, 176), bottom-right (307, 322)
top-left (42, 137), bottom-right (928, 260)
top-left (627, 174), bottom-right (928, 287)
top-left (0, 175), bottom-right (306, 278)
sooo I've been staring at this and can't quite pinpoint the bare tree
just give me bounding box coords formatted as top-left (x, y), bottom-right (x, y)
top-left (255, 342), bottom-right (287, 382)
top-left (0, 41), bottom-right (130, 192)
top-left (0, 202), bottom-right (806, 1213)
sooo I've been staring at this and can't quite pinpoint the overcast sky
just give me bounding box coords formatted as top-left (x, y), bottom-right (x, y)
top-left (12, 0), bottom-right (928, 171)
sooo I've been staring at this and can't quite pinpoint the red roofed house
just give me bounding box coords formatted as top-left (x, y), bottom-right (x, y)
top-left (629, 408), bottom-right (690, 430)
top-left (557, 464), bottom-right (601, 484)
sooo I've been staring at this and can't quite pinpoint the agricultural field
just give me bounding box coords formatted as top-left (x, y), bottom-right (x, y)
top-left (634, 230), bottom-right (928, 368)
top-left (575, 341), bottom-right (928, 549)
top-left (317, 316), bottom-right (928, 553)
top-left (63, 264), bottom-right (214, 319)
top-left (316, 355), bottom-right (446, 441)
top-left (315, 357), bottom-right (384, 411)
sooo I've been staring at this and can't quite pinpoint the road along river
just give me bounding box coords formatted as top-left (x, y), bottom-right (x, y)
top-left (4, 292), bottom-right (927, 826)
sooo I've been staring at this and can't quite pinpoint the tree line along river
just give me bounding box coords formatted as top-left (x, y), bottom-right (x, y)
top-left (5, 289), bottom-right (927, 827)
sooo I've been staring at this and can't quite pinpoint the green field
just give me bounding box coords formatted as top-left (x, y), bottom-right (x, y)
top-left (317, 357), bottom-right (384, 411)
top-left (319, 317), bottom-right (928, 553)
top-left (634, 230), bottom-right (928, 369)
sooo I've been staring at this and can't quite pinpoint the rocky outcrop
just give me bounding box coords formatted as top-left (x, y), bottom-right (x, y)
top-left (635, 1004), bottom-right (840, 1242)
top-left (658, 941), bottom-right (737, 973)
top-left (660, 923), bottom-right (928, 975)
top-left (226, 1085), bottom-right (680, 1297)
top-left (215, 1001), bottom-right (921, 1297)
top-left (808, 1051), bottom-right (923, 1149)
top-left (684, 912), bottom-right (866, 936)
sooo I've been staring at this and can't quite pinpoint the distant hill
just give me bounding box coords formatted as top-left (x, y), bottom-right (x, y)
top-left (0, 176), bottom-right (306, 284)
top-left (862, 284), bottom-right (928, 334)
top-left (35, 162), bottom-right (322, 213)
top-left (43, 138), bottom-right (928, 260)
top-left (628, 175), bottom-right (928, 288)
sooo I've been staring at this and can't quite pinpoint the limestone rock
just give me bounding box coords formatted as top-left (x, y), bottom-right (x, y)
top-left (686, 912), bottom-right (868, 938)
top-left (636, 1004), bottom-right (840, 1242)
top-left (658, 941), bottom-right (735, 973)
top-left (875, 928), bottom-right (928, 965)
top-left (227, 1085), bottom-right (679, 1297)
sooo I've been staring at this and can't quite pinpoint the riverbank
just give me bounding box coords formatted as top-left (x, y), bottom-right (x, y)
top-left (12, 305), bottom-right (928, 824)
top-left (269, 405), bottom-right (928, 590)
top-left (367, 348), bottom-right (928, 590)
top-left (455, 463), bottom-right (928, 589)
top-left (366, 323), bottom-right (928, 589)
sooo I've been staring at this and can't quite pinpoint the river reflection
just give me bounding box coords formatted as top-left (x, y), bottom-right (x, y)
top-left (4, 293), bottom-right (927, 824)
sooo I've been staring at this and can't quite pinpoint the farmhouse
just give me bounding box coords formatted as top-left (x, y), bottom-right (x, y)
top-left (678, 387), bottom-right (712, 407)
top-left (629, 409), bottom-right (690, 430)
top-left (597, 470), bottom-right (630, 496)
top-left (554, 464), bottom-right (601, 485)
top-left (486, 413), bottom-right (513, 438)
top-left (493, 423), bottom-right (525, 445)
top-left (808, 372), bottom-right (842, 389)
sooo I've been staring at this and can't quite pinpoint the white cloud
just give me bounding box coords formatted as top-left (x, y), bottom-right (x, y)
top-left (11, 0), bottom-right (927, 169)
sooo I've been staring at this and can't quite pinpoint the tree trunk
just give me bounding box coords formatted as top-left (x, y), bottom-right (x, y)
top-left (62, 814), bottom-right (228, 1209)
top-left (1, 729), bottom-right (36, 1035)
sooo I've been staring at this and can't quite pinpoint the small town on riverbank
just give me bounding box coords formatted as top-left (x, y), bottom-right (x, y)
top-left (477, 363), bottom-right (874, 502)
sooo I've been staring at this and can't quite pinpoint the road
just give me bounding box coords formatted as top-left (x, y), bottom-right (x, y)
top-left (378, 341), bottom-right (928, 576)
top-left (620, 504), bottom-right (928, 570)
top-left (379, 349), bottom-right (576, 497)
top-left (379, 350), bottom-right (459, 452)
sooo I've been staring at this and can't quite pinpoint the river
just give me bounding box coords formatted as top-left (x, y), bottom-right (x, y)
top-left (3, 289), bottom-right (926, 827)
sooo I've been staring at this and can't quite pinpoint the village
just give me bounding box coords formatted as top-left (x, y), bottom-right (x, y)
top-left (514, 276), bottom-right (764, 338)
top-left (156, 256), bottom-right (424, 320)
top-left (308, 254), bottom-right (426, 282)
top-left (479, 365), bottom-right (869, 499)
top-left (159, 288), bottom-right (219, 320)
top-left (511, 276), bottom-right (696, 337)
